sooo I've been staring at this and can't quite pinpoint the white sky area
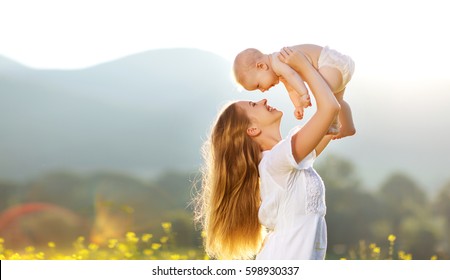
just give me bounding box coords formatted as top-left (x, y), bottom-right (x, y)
top-left (0, 0), bottom-right (449, 83)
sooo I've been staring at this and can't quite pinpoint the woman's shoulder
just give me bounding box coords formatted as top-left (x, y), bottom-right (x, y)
top-left (265, 125), bottom-right (316, 170)
top-left (268, 125), bottom-right (302, 152)
top-left (260, 126), bottom-right (302, 163)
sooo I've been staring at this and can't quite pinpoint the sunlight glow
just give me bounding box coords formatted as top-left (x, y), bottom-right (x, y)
top-left (0, 0), bottom-right (449, 82)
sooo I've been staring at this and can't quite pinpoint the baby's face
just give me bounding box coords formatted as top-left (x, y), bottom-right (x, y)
top-left (242, 68), bottom-right (279, 92)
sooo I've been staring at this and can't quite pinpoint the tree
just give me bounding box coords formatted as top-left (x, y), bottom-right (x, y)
top-left (316, 155), bottom-right (380, 257)
top-left (377, 172), bottom-right (438, 258)
top-left (434, 181), bottom-right (450, 226)
top-left (378, 172), bottom-right (427, 233)
top-left (433, 180), bottom-right (450, 258)
top-left (316, 154), bottom-right (361, 190)
top-left (0, 180), bottom-right (24, 211)
top-left (26, 171), bottom-right (93, 217)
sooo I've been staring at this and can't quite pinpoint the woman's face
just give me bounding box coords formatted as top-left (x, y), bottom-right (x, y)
top-left (236, 99), bottom-right (282, 128)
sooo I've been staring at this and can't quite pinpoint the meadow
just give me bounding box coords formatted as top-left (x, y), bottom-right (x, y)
top-left (1, 157), bottom-right (449, 260)
top-left (0, 222), bottom-right (434, 260)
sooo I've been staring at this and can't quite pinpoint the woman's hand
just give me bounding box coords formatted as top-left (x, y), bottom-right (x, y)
top-left (278, 47), bottom-right (309, 69)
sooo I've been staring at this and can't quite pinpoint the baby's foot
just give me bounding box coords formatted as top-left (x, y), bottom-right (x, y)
top-left (300, 94), bottom-right (312, 108)
top-left (332, 125), bottom-right (356, 140)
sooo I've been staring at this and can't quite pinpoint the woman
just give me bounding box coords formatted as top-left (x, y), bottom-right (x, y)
top-left (195, 47), bottom-right (341, 260)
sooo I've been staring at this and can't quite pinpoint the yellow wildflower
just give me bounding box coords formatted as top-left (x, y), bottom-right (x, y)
top-left (25, 246), bottom-right (35, 253)
top-left (108, 239), bottom-right (118, 248)
top-left (142, 234), bottom-right (153, 242)
top-left (117, 243), bottom-right (128, 253)
top-left (160, 236), bottom-right (169, 244)
top-left (151, 243), bottom-right (161, 250)
top-left (398, 250), bottom-right (412, 260)
top-left (10, 253), bottom-right (22, 260)
top-left (48, 242), bottom-right (56, 248)
top-left (161, 222), bottom-right (172, 233)
top-left (78, 249), bottom-right (90, 258)
top-left (88, 243), bottom-right (99, 251)
top-left (388, 234), bottom-right (396, 243)
top-left (35, 252), bottom-right (45, 260)
top-left (404, 253), bottom-right (412, 260)
top-left (373, 247), bottom-right (381, 254)
top-left (144, 249), bottom-right (154, 256)
top-left (126, 232), bottom-right (139, 243)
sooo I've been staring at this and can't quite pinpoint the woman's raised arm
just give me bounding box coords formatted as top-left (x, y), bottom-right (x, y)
top-left (278, 47), bottom-right (340, 163)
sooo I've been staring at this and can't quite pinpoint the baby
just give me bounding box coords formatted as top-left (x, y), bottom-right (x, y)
top-left (233, 44), bottom-right (355, 139)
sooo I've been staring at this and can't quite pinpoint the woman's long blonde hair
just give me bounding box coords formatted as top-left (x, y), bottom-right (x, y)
top-left (194, 102), bottom-right (265, 259)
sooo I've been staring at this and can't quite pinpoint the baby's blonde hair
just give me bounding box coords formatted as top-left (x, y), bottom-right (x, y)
top-left (195, 102), bottom-right (265, 259)
top-left (233, 48), bottom-right (263, 86)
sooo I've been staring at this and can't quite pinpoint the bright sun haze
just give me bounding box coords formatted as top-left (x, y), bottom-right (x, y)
top-left (0, 0), bottom-right (448, 84)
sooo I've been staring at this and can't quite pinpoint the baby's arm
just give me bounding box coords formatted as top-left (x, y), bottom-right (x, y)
top-left (272, 54), bottom-right (311, 119)
top-left (279, 77), bottom-right (310, 119)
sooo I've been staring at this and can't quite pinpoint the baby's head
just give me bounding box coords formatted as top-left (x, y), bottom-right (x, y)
top-left (233, 48), bottom-right (279, 92)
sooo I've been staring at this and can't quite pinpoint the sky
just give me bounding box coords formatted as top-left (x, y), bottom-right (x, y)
top-left (1, 0), bottom-right (449, 82)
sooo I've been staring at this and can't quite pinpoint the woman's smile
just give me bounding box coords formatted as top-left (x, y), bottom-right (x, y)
top-left (266, 104), bottom-right (275, 111)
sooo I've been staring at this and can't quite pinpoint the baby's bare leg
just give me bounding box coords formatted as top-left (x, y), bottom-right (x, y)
top-left (332, 90), bottom-right (356, 139)
top-left (318, 66), bottom-right (342, 135)
top-left (317, 67), bottom-right (355, 139)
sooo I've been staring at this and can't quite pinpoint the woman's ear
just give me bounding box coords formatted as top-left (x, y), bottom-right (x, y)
top-left (247, 127), bottom-right (261, 137)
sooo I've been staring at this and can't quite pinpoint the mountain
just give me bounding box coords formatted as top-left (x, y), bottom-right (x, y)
top-left (0, 49), bottom-right (240, 180)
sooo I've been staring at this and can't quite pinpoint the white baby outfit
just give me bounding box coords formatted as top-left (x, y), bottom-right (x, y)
top-left (256, 126), bottom-right (327, 260)
top-left (318, 46), bottom-right (355, 92)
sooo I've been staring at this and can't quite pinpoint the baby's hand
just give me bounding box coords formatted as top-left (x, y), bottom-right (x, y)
top-left (300, 93), bottom-right (312, 108)
top-left (294, 106), bottom-right (304, 120)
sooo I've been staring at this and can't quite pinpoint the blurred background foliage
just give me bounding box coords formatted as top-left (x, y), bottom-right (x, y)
top-left (1, 154), bottom-right (449, 259)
